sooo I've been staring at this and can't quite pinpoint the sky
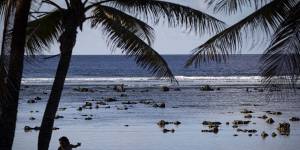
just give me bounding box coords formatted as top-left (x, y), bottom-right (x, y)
top-left (1, 0), bottom-right (267, 55)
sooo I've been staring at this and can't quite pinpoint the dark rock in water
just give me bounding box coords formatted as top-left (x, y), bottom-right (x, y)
top-left (24, 126), bottom-right (40, 132)
top-left (157, 120), bottom-right (181, 127)
top-left (271, 132), bottom-right (277, 137)
top-left (226, 122), bottom-right (230, 125)
top-left (124, 125), bottom-right (129, 127)
top-left (104, 97), bottom-right (117, 102)
top-left (85, 117), bottom-right (93, 120)
top-left (157, 120), bottom-right (169, 127)
top-left (105, 106), bottom-right (111, 109)
top-left (117, 106), bottom-right (128, 110)
top-left (200, 85), bottom-right (214, 91)
top-left (174, 88), bottom-right (181, 91)
top-left (139, 99), bottom-right (155, 105)
top-left (152, 102), bottom-right (165, 108)
top-left (43, 91), bottom-right (48, 95)
top-left (122, 101), bottom-right (137, 105)
top-left (248, 134), bottom-right (252, 137)
top-left (216, 87), bottom-right (221, 91)
top-left (277, 123), bottom-right (290, 135)
top-left (53, 127), bottom-right (59, 130)
top-left (174, 121), bottom-right (181, 125)
top-left (261, 131), bottom-right (268, 138)
top-left (163, 128), bottom-right (175, 133)
top-left (266, 111), bottom-right (282, 115)
top-left (58, 107), bottom-right (67, 111)
top-left (24, 126), bottom-right (58, 132)
top-left (85, 102), bottom-right (93, 107)
top-left (244, 114), bottom-right (252, 119)
top-left (232, 120), bottom-right (251, 125)
top-left (55, 115), bottom-right (64, 119)
top-left (248, 129), bottom-right (257, 133)
top-left (258, 115), bottom-right (268, 119)
top-left (208, 124), bottom-right (219, 129)
top-left (161, 86), bottom-right (170, 92)
top-left (96, 101), bottom-right (107, 105)
top-left (201, 127), bottom-right (219, 134)
top-left (240, 109), bottom-right (253, 114)
top-left (113, 84), bottom-right (125, 92)
top-left (233, 134), bottom-right (238, 136)
top-left (120, 94), bottom-right (128, 97)
top-left (95, 105), bottom-right (99, 109)
top-left (27, 100), bottom-right (37, 104)
top-left (232, 125), bottom-right (238, 128)
top-left (202, 121), bottom-right (222, 126)
top-left (77, 107), bottom-right (83, 111)
top-left (153, 103), bottom-right (159, 108)
top-left (237, 129), bottom-right (257, 133)
top-left (29, 117), bottom-right (36, 121)
top-left (289, 117), bottom-right (300, 122)
top-left (266, 118), bottom-right (275, 124)
top-left (159, 102), bottom-right (165, 108)
top-left (34, 97), bottom-right (42, 100)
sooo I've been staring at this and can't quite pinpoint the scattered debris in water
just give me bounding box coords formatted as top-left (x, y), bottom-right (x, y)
top-left (266, 118), bottom-right (275, 124)
top-left (289, 117), bottom-right (300, 122)
top-left (277, 123), bottom-right (290, 135)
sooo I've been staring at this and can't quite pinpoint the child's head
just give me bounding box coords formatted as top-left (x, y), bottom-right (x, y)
top-left (59, 136), bottom-right (70, 147)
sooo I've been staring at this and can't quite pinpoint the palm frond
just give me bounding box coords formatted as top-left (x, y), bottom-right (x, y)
top-left (91, 9), bottom-right (176, 83)
top-left (0, 0), bottom-right (8, 18)
top-left (92, 4), bottom-right (155, 46)
top-left (206, 0), bottom-right (270, 14)
top-left (104, 0), bottom-right (225, 35)
top-left (185, 0), bottom-right (298, 68)
top-left (25, 9), bottom-right (64, 55)
top-left (261, 3), bottom-right (300, 87)
top-left (0, 0), bottom-right (15, 19)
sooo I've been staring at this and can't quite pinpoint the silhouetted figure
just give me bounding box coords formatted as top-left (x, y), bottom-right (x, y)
top-left (58, 136), bottom-right (81, 150)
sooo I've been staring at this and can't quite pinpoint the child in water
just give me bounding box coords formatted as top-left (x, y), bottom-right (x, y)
top-left (58, 136), bottom-right (81, 150)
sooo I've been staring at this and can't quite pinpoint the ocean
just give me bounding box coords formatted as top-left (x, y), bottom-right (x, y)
top-left (14, 55), bottom-right (300, 150)
top-left (22, 55), bottom-right (262, 86)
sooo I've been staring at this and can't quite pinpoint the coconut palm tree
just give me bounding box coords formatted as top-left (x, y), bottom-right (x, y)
top-left (26, 0), bottom-right (225, 149)
top-left (185, 0), bottom-right (300, 87)
top-left (0, 0), bottom-right (32, 149)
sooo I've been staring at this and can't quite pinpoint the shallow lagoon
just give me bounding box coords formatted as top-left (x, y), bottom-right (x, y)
top-left (13, 82), bottom-right (300, 150)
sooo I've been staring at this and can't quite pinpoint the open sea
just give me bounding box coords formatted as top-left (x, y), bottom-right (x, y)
top-left (22, 55), bottom-right (262, 86)
top-left (14, 55), bottom-right (300, 150)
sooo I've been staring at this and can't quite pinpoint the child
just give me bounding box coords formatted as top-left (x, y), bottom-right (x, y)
top-left (58, 136), bottom-right (81, 150)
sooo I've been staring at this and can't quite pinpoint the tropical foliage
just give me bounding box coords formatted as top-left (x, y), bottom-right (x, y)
top-left (27, 1), bottom-right (226, 149)
top-left (186, 0), bottom-right (300, 87)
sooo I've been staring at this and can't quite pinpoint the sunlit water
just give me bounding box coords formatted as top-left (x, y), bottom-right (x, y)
top-left (13, 82), bottom-right (300, 150)
top-left (13, 55), bottom-right (300, 149)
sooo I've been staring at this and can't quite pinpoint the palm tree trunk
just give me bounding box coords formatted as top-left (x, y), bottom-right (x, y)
top-left (38, 26), bottom-right (77, 150)
top-left (0, 0), bottom-right (31, 149)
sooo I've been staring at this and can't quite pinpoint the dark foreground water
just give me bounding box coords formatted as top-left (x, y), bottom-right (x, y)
top-left (13, 55), bottom-right (300, 150)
